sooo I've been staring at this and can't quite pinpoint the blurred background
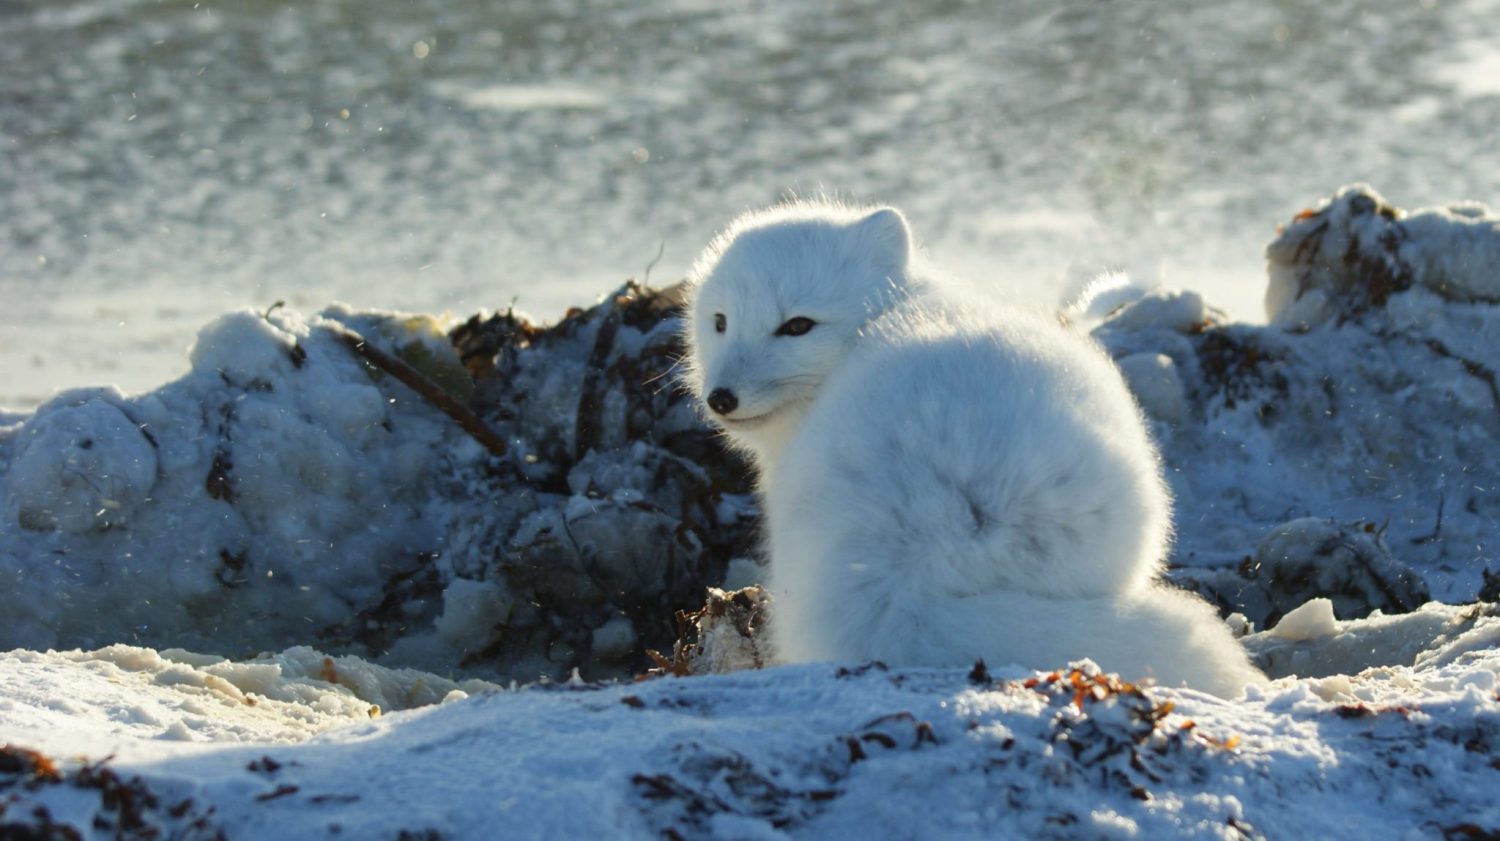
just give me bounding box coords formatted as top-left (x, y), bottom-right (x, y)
top-left (2, 0), bottom-right (1497, 407)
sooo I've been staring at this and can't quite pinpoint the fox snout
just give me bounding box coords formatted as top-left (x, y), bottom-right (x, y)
top-left (706, 388), bottom-right (738, 415)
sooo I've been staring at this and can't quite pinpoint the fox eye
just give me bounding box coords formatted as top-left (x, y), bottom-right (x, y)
top-left (713, 313), bottom-right (726, 334)
top-left (775, 317), bottom-right (816, 337)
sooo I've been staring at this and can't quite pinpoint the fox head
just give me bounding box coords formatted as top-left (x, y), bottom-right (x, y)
top-left (683, 202), bottom-right (915, 464)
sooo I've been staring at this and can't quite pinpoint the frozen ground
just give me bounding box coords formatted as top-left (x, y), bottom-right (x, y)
top-left (2, 184), bottom-right (1500, 837)
top-left (2, 608), bottom-right (1499, 839)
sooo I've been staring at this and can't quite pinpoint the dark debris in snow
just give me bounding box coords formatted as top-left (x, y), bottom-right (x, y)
top-left (0, 746), bottom-right (225, 841)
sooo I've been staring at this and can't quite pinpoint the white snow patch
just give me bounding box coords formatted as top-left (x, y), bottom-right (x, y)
top-left (0, 638), bottom-right (1496, 839)
top-left (1268, 598), bottom-right (1339, 642)
top-left (1116, 352), bottom-right (1188, 424)
top-left (1105, 288), bottom-right (1210, 333)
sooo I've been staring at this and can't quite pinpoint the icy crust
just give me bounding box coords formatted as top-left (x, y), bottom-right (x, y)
top-left (2, 643), bottom-right (1498, 840)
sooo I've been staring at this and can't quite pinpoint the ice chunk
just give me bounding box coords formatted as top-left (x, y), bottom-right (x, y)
top-left (1268, 598), bottom-right (1338, 642)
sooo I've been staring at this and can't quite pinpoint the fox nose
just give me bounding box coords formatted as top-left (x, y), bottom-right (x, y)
top-left (706, 388), bottom-right (738, 416)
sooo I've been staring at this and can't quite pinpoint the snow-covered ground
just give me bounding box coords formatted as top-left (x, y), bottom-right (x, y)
top-left (2, 611), bottom-right (1498, 839)
top-left (3, 184), bottom-right (1500, 838)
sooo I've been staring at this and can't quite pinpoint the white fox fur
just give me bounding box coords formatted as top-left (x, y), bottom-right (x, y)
top-left (683, 201), bottom-right (1265, 698)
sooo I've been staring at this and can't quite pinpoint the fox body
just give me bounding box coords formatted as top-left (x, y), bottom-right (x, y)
top-left (684, 202), bottom-right (1265, 697)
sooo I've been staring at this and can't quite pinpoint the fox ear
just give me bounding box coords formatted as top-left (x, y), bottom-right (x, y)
top-left (852, 207), bottom-right (912, 272)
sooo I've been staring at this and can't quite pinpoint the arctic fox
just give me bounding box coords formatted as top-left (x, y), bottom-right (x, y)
top-left (683, 201), bottom-right (1265, 698)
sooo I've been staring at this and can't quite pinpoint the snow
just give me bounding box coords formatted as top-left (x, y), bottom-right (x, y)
top-left (5, 397), bottom-right (159, 533)
top-left (2, 638), bottom-right (1498, 839)
top-left (0, 644), bottom-right (491, 765)
top-left (1095, 201), bottom-right (1500, 610)
top-left (0, 305), bottom-right (469, 656)
top-left (0, 284), bottom-right (756, 685)
top-left (1246, 601), bottom-right (1500, 682)
top-left (1115, 353), bottom-right (1190, 425)
top-left (1100, 288), bottom-right (1211, 334)
top-left (1265, 183), bottom-right (1500, 327)
top-left (2, 183), bottom-right (1500, 837)
top-left (1265, 599), bottom-right (1339, 643)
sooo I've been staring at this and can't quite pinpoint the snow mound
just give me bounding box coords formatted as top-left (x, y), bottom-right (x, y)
top-left (0, 305), bottom-right (467, 657)
top-left (1179, 518), bottom-right (1430, 632)
top-left (1266, 182), bottom-right (1500, 326)
top-left (0, 285), bottom-right (756, 685)
top-left (1093, 186), bottom-right (1500, 617)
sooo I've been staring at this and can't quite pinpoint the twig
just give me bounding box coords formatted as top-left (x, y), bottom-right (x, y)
top-left (1411, 493), bottom-right (1445, 546)
top-left (643, 240), bottom-right (666, 285)
top-left (1424, 337), bottom-right (1500, 417)
top-left (1332, 538), bottom-right (1416, 613)
top-left (574, 305), bottom-right (625, 459)
top-left (326, 321), bottom-right (508, 457)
